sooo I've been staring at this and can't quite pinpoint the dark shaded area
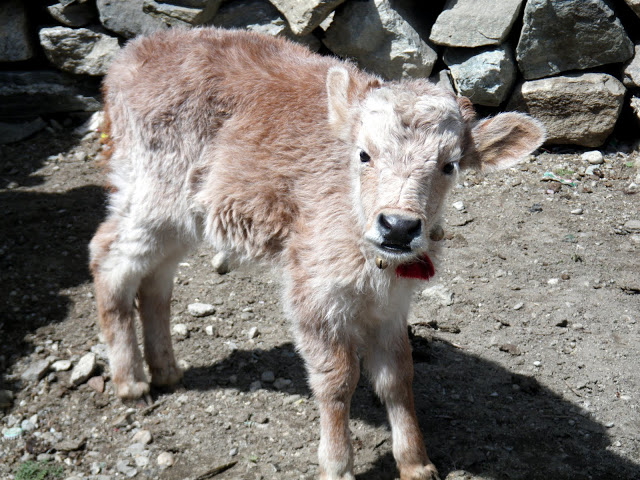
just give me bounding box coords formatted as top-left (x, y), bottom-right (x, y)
top-left (0, 131), bottom-right (106, 389)
top-left (184, 333), bottom-right (640, 480)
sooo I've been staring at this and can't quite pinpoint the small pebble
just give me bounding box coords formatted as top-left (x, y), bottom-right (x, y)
top-left (261, 371), bottom-right (275, 383)
top-left (172, 323), bottom-right (189, 337)
top-left (273, 378), bottom-right (292, 390)
top-left (581, 150), bottom-right (604, 165)
top-left (205, 325), bottom-right (216, 336)
top-left (229, 447), bottom-right (238, 457)
top-left (571, 207), bottom-right (583, 215)
top-left (248, 326), bottom-right (259, 339)
top-left (132, 430), bottom-right (152, 445)
top-left (547, 278), bottom-right (559, 285)
top-left (70, 353), bottom-right (97, 385)
top-left (452, 201), bottom-right (465, 212)
top-left (21, 359), bottom-right (52, 382)
top-left (513, 302), bottom-right (524, 310)
top-left (605, 421), bottom-right (615, 428)
top-left (212, 251), bottom-right (230, 274)
top-left (533, 361), bottom-right (542, 367)
top-left (116, 460), bottom-right (137, 478)
top-left (249, 380), bottom-right (262, 391)
top-left (188, 303), bottom-right (216, 317)
top-left (157, 451), bottom-right (175, 468)
top-left (88, 375), bottom-right (105, 393)
top-left (51, 359), bottom-right (72, 372)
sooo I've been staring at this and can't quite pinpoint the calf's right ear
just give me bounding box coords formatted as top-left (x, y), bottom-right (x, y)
top-left (326, 67), bottom-right (354, 142)
top-left (326, 67), bottom-right (380, 142)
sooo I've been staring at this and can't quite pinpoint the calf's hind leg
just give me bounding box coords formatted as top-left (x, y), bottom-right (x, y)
top-left (90, 218), bottom-right (149, 399)
top-left (90, 217), bottom-right (184, 399)
top-left (138, 254), bottom-right (184, 388)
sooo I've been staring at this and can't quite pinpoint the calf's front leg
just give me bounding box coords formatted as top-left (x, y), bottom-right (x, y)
top-left (297, 330), bottom-right (360, 480)
top-left (363, 325), bottom-right (440, 480)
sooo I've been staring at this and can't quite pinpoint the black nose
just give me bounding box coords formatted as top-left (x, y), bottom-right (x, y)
top-left (377, 213), bottom-right (422, 249)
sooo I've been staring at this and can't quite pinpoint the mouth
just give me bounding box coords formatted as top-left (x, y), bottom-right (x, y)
top-left (379, 242), bottom-right (412, 254)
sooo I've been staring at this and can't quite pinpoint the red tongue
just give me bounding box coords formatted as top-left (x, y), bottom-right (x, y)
top-left (395, 254), bottom-right (434, 280)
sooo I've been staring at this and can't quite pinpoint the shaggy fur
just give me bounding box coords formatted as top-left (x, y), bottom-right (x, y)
top-left (90, 28), bottom-right (545, 480)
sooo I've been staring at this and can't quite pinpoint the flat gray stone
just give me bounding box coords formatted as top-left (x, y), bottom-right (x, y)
top-left (268, 0), bottom-right (346, 36)
top-left (516, 0), bottom-right (633, 80)
top-left (0, 0), bottom-right (34, 61)
top-left (0, 118), bottom-right (47, 144)
top-left (21, 359), bottom-right (52, 382)
top-left (211, 0), bottom-right (320, 51)
top-left (508, 73), bottom-right (625, 147)
top-left (39, 27), bottom-right (120, 76)
top-left (143, 0), bottom-right (221, 27)
top-left (430, 0), bottom-right (524, 48)
top-left (0, 71), bottom-right (101, 118)
top-left (48, 1), bottom-right (97, 27)
top-left (324, 0), bottom-right (437, 80)
top-left (444, 45), bottom-right (517, 106)
top-left (97, 0), bottom-right (168, 38)
top-left (70, 352), bottom-right (97, 385)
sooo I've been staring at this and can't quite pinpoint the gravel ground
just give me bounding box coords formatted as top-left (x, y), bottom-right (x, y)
top-left (1, 119), bottom-right (639, 480)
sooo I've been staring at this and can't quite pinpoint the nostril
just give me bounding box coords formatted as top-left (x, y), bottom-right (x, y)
top-left (406, 218), bottom-right (422, 237)
top-left (378, 213), bottom-right (392, 231)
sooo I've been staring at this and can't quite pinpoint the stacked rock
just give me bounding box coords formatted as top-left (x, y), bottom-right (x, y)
top-left (2, 0), bottom-right (640, 147)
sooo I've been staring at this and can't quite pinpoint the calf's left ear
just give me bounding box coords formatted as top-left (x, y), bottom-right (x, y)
top-left (461, 112), bottom-right (546, 171)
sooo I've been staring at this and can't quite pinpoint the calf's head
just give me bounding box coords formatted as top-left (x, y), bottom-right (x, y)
top-left (326, 67), bottom-right (545, 272)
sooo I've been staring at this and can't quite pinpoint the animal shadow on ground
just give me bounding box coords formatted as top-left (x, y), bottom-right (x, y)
top-left (1, 129), bottom-right (105, 386)
top-left (184, 335), bottom-right (640, 480)
top-left (0, 186), bottom-right (105, 377)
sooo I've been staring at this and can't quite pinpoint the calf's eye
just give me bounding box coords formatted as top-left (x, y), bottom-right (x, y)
top-left (359, 150), bottom-right (371, 163)
top-left (442, 162), bottom-right (456, 175)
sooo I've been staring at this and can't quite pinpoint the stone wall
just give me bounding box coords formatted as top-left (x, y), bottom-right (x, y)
top-left (2, 0), bottom-right (640, 147)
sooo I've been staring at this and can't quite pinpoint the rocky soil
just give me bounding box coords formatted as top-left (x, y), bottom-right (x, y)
top-left (1, 119), bottom-right (639, 480)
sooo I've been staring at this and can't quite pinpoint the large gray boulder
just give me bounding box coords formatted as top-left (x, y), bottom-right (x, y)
top-left (508, 73), bottom-right (625, 147)
top-left (444, 45), bottom-right (516, 107)
top-left (47, 1), bottom-right (97, 27)
top-left (143, 0), bottom-right (222, 27)
top-left (516, 0), bottom-right (633, 80)
top-left (0, 0), bottom-right (34, 62)
top-left (97, 0), bottom-right (168, 38)
top-left (324, 0), bottom-right (437, 80)
top-left (0, 71), bottom-right (101, 118)
top-left (430, 0), bottom-right (524, 48)
top-left (211, 0), bottom-right (320, 51)
top-left (39, 27), bottom-right (121, 76)
top-left (268, 0), bottom-right (346, 36)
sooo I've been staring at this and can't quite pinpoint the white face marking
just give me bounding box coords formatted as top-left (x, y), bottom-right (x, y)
top-left (352, 86), bottom-right (465, 262)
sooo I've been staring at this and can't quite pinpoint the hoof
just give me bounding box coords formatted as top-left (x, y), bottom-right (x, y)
top-left (115, 380), bottom-right (150, 400)
top-left (400, 463), bottom-right (440, 480)
top-left (150, 364), bottom-right (183, 387)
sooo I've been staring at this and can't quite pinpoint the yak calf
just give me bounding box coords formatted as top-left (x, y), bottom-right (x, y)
top-left (90, 28), bottom-right (545, 480)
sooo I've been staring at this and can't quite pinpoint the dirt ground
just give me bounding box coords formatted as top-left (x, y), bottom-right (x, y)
top-left (1, 119), bottom-right (639, 480)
